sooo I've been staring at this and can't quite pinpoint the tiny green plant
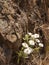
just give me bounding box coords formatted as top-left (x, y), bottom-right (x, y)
top-left (16, 32), bottom-right (44, 64)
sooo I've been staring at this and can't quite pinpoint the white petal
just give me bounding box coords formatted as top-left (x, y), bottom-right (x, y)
top-left (28, 32), bottom-right (32, 36)
top-left (35, 39), bottom-right (40, 43)
top-left (39, 43), bottom-right (44, 47)
top-left (22, 42), bottom-right (28, 48)
top-left (33, 34), bottom-right (39, 38)
top-left (29, 40), bottom-right (35, 45)
top-left (31, 35), bottom-right (34, 38)
top-left (24, 47), bottom-right (33, 55)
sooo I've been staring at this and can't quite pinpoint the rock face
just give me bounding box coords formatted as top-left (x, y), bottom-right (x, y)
top-left (40, 24), bottom-right (49, 52)
top-left (0, 0), bottom-right (48, 65)
top-left (0, 0), bottom-right (28, 51)
top-left (0, 0), bottom-right (45, 50)
top-left (0, 0), bottom-right (28, 64)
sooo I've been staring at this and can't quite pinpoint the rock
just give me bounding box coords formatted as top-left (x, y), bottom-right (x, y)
top-left (40, 24), bottom-right (49, 52)
top-left (6, 34), bottom-right (17, 43)
top-left (0, 0), bottom-right (28, 51)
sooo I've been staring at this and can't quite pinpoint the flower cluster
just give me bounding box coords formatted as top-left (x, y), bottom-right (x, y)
top-left (17, 32), bottom-right (44, 61)
top-left (22, 33), bottom-right (44, 56)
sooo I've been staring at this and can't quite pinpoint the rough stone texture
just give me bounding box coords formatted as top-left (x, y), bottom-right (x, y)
top-left (0, 0), bottom-right (28, 51)
top-left (40, 24), bottom-right (49, 52)
top-left (0, 1), bottom-right (28, 64)
top-left (0, 0), bottom-right (48, 65)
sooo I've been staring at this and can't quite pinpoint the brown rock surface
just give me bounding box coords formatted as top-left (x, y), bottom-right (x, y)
top-left (0, 0), bottom-right (28, 51)
top-left (40, 24), bottom-right (49, 52)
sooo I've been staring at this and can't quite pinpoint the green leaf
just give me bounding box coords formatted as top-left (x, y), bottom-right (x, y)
top-left (34, 47), bottom-right (40, 52)
top-left (17, 57), bottom-right (20, 64)
top-left (25, 34), bottom-right (29, 41)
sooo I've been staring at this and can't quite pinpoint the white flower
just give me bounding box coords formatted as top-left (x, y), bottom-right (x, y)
top-left (24, 47), bottom-right (33, 55)
top-left (33, 34), bottom-right (39, 38)
top-left (28, 32), bottom-right (32, 36)
top-left (39, 43), bottom-right (44, 47)
top-left (22, 42), bottom-right (28, 48)
top-left (35, 39), bottom-right (40, 43)
top-left (31, 35), bottom-right (34, 38)
top-left (29, 40), bottom-right (35, 45)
